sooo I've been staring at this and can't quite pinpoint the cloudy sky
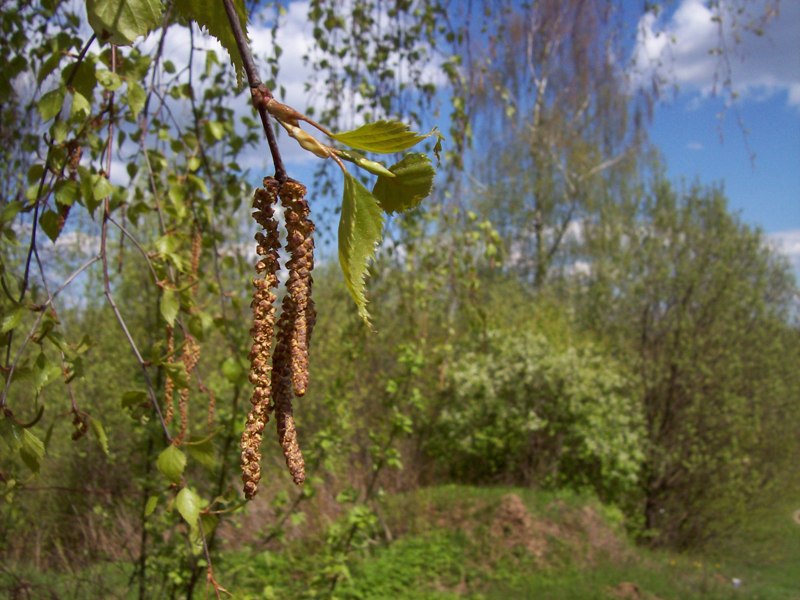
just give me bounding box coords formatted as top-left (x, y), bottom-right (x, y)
top-left (631, 0), bottom-right (800, 272)
top-left (129, 0), bottom-right (799, 273)
top-left (265, 0), bottom-right (800, 272)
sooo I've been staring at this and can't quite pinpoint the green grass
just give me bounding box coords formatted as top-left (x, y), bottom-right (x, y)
top-left (3, 483), bottom-right (797, 599)
top-left (325, 484), bottom-right (800, 600)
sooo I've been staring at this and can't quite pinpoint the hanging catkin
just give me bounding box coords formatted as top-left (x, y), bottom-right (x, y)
top-left (269, 179), bottom-right (314, 485)
top-left (279, 180), bottom-right (316, 397)
top-left (241, 178), bottom-right (282, 499)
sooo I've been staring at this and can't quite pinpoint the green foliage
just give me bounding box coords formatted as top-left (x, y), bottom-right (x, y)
top-left (429, 330), bottom-right (644, 504)
top-left (86, 0), bottom-right (163, 45)
top-left (338, 172), bottom-right (386, 324)
top-left (332, 121), bottom-right (440, 154)
top-left (580, 178), bottom-right (800, 546)
top-left (157, 444), bottom-right (186, 483)
top-left (1, 1), bottom-right (797, 597)
top-left (173, 0), bottom-right (248, 85)
top-left (372, 153), bottom-right (435, 214)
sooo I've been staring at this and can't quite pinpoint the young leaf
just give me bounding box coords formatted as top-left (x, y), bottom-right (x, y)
top-left (86, 0), bottom-right (163, 46)
top-left (175, 486), bottom-right (202, 530)
top-left (126, 80), bottom-right (146, 118)
top-left (2, 306), bottom-right (26, 334)
top-left (144, 495), bottom-right (159, 517)
top-left (70, 91), bottom-right (91, 119)
top-left (37, 87), bottom-right (65, 121)
top-left (89, 417), bottom-right (110, 456)
top-left (157, 444), bottom-right (186, 483)
top-left (333, 121), bottom-right (435, 154)
top-left (173, 0), bottom-right (248, 85)
top-left (372, 153), bottom-right (435, 214)
top-left (335, 149), bottom-right (395, 178)
top-left (20, 429), bottom-right (46, 473)
top-left (39, 210), bottom-right (61, 243)
top-left (160, 288), bottom-right (179, 325)
top-left (338, 172), bottom-right (385, 323)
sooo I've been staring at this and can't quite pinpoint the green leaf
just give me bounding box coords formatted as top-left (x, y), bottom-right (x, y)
top-left (70, 91), bottom-right (91, 119)
top-left (144, 495), bottom-right (158, 517)
top-left (332, 121), bottom-right (435, 154)
top-left (204, 120), bottom-right (225, 142)
top-left (39, 210), bottom-right (61, 243)
top-left (20, 429), bottom-right (45, 473)
top-left (86, 0), bottom-right (163, 46)
top-left (164, 362), bottom-right (189, 389)
top-left (187, 437), bottom-right (216, 470)
top-left (336, 149), bottom-right (395, 178)
top-left (173, 0), bottom-right (248, 85)
top-left (221, 357), bottom-right (243, 383)
top-left (97, 69), bottom-right (122, 91)
top-left (372, 153), bottom-right (435, 214)
top-left (54, 179), bottom-right (80, 207)
top-left (91, 175), bottom-right (114, 203)
top-left (33, 353), bottom-right (62, 393)
top-left (2, 306), bottom-right (26, 334)
top-left (187, 156), bottom-right (201, 172)
top-left (160, 288), bottom-right (179, 325)
top-left (121, 389), bottom-right (148, 409)
top-left (89, 417), bottom-right (109, 456)
top-left (126, 80), bottom-right (146, 118)
top-left (38, 87), bottom-right (65, 121)
top-left (175, 486), bottom-right (202, 530)
top-left (338, 172), bottom-right (385, 324)
top-left (157, 444), bottom-right (186, 484)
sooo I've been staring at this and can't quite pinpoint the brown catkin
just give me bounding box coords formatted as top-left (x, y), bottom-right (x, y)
top-left (240, 178), bottom-right (282, 499)
top-left (173, 335), bottom-right (200, 446)
top-left (163, 325), bottom-right (175, 426)
top-left (271, 307), bottom-right (306, 485)
top-left (279, 180), bottom-right (316, 397)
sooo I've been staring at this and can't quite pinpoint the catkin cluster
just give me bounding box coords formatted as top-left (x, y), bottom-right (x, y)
top-left (240, 177), bottom-right (316, 498)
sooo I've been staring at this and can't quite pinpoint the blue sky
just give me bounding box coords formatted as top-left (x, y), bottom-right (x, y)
top-left (129, 0), bottom-right (800, 273)
top-left (262, 0), bottom-right (800, 270)
top-left (630, 0), bottom-right (800, 272)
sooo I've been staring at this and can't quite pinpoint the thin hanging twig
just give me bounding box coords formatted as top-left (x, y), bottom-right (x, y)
top-left (220, 0), bottom-right (287, 180)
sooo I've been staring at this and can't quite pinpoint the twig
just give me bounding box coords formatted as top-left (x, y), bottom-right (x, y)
top-left (4, 34), bottom-right (96, 368)
top-left (220, 0), bottom-right (286, 180)
top-left (98, 47), bottom-right (171, 444)
top-left (0, 255), bottom-right (100, 408)
top-left (107, 216), bottom-right (160, 284)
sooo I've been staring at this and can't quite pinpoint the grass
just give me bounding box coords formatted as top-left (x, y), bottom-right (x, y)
top-left (3, 483), bottom-right (798, 599)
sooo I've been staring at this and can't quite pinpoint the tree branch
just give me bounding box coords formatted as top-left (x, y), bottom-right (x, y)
top-left (220, 0), bottom-right (287, 181)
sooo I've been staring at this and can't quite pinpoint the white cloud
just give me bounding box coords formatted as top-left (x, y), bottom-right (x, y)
top-left (686, 141), bottom-right (703, 151)
top-left (632, 0), bottom-right (800, 108)
top-left (768, 228), bottom-right (800, 275)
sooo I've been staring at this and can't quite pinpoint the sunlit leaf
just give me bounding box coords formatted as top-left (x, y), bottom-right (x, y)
top-left (173, 0), bottom-right (248, 85)
top-left (338, 172), bottom-right (385, 324)
top-left (2, 306), bottom-right (26, 334)
top-left (89, 417), bottom-right (109, 456)
top-left (70, 91), bottom-right (91, 119)
top-left (372, 153), bottom-right (435, 214)
top-left (86, 0), bottom-right (163, 46)
top-left (332, 121), bottom-right (437, 154)
top-left (144, 495), bottom-right (158, 517)
top-left (156, 444), bottom-right (186, 483)
top-left (39, 210), bottom-right (61, 243)
top-left (20, 429), bottom-right (45, 473)
top-left (126, 80), bottom-right (146, 118)
top-left (160, 288), bottom-right (179, 325)
top-left (175, 486), bottom-right (202, 530)
top-left (37, 87), bottom-right (65, 121)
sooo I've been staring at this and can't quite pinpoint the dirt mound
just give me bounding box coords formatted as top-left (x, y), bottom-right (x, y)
top-left (607, 581), bottom-right (664, 600)
top-left (490, 493), bottom-right (559, 559)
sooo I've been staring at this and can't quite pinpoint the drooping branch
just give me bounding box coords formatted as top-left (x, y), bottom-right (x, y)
top-left (220, 0), bottom-right (286, 181)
